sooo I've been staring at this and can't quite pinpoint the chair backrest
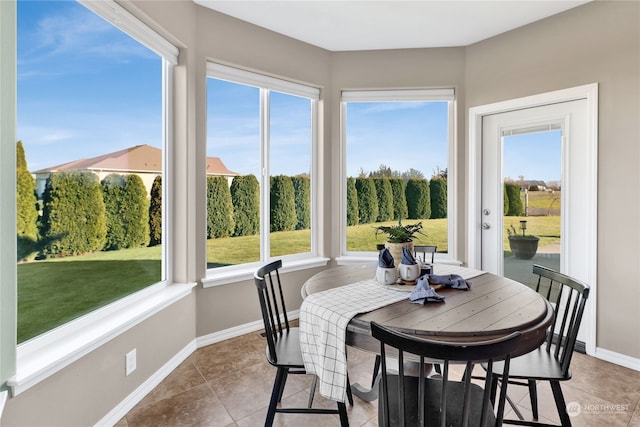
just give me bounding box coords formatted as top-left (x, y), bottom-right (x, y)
top-left (254, 260), bottom-right (289, 363)
top-left (372, 321), bottom-right (522, 427)
top-left (532, 264), bottom-right (590, 375)
top-left (414, 245), bottom-right (437, 263)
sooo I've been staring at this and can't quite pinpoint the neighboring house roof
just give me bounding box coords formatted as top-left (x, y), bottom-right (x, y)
top-left (33, 144), bottom-right (240, 176)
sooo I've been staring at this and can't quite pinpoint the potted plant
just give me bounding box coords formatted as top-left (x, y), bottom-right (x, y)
top-left (374, 219), bottom-right (425, 267)
top-left (507, 220), bottom-right (539, 260)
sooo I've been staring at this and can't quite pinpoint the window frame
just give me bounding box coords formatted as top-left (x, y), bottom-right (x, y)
top-left (337, 88), bottom-right (457, 264)
top-left (0, 0), bottom-right (17, 410)
top-left (5, 0), bottom-right (195, 397)
top-left (202, 63), bottom-right (326, 288)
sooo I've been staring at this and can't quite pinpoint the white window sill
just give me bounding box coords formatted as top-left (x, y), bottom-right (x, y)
top-left (336, 255), bottom-right (463, 266)
top-left (202, 256), bottom-right (330, 288)
top-left (8, 282), bottom-right (196, 396)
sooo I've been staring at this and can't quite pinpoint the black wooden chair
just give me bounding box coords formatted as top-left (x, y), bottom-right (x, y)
top-left (369, 244), bottom-right (440, 387)
top-left (414, 245), bottom-right (437, 264)
top-left (372, 321), bottom-right (522, 427)
top-left (487, 264), bottom-right (590, 426)
top-left (254, 260), bottom-right (349, 427)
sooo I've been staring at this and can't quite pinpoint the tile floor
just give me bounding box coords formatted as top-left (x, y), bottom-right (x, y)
top-left (117, 330), bottom-right (640, 427)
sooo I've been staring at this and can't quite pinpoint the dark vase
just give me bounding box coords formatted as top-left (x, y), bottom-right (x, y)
top-left (508, 236), bottom-right (540, 260)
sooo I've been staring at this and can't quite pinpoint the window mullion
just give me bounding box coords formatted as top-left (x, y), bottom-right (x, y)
top-left (260, 88), bottom-right (270, 261)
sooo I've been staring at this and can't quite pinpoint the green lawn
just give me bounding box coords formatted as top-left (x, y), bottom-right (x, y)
top-left (18, 215), bottom-right (559, 343)
top-left (17, 246), bottom-right (161, 343)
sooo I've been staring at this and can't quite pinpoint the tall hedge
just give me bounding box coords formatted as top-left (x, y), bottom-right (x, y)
top-left (389, 178), bottom-right (408, 221)
top-left (406, 178), bottom-right (431, 219)
top-left (40, 171), bottom-right (106, 256)
top-left (429, 177), bottom-right (447, 219)
top-left (207, 176), bottom-right (235, 238)
top-left (231, 174), bottom-right (260, 236)
top-left (503, 185), bottom-right (509, 215)
top-left (148, 175), bottom-right (162, 246)
top-left (355, 177), bottom-right (378, 224)
top-left (16, 141), bottom-right (39, 260)
top-left (505, 183), bottom-right (523, 216)
top-left (16, 141), bottom-right (38, 239)
top-left (373, 178), bottom-right (394, 222)
top-left (346, 177), bottom-right (359, 226)
top-left (102, 174), bottom-right (149, 250)
top-left (102, 174), bottom-right (127, 250)
top-left (270, 175), bottom-right (296, 232)
top-left (291, 176), bottom-right (310, 230)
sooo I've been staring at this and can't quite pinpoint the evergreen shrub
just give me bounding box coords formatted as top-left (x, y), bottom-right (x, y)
top-left (505, 183), bottom-right (523, 216)
top-left (148, 175), bottom-right (162, 246)
top-left (207, 176), bottom-right (235, 238)
top-left (270, 175), bottom-right (296, 232)
top-left (231, 175), bottom-right (260, 236)
top-left (291, 176), bottom-right (310, 230)
top-left (389, 178), bottom-right (408, 221)
top-left (373, 178), bottom-right (394, 222)
top-left (429, 177), bottom-right (447, 219)
top-left (40, 171), bottom-right (106, 256)
top-left (355, 177), bottom-right (378, 224)
top-left (346, 177), bottom-right (359, 226)
top-left (406, 178), bottom-right (431, 219)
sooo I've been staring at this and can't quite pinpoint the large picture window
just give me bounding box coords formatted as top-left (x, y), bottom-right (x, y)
top-left (15, 0), bottom-right (172, 344)
top-left (205, 64), bottom-right (318, 275)
top-left (341, 89), bottom-right (455, 259)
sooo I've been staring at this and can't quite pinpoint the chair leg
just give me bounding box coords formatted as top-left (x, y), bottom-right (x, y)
top-left (308, 375), bottom-right (317, 408)
top-left (266, 367), bottom-right (287, 427)
top-left (337, 401), bottom-right (349, 427)
top-left (550, 380), bottom-right (572, 427)
top-left (528, 380), bottom-right (539, 420)
top-left (346, 374), bottom-right (354, 406)
top-left (371, 355), bottom-right (381, 387)
top-left (276, 369), bottom-right (289, 402)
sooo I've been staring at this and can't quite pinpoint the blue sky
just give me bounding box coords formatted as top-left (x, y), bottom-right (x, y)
top-left (18, 0), bottom-right (560, 184)
top-left (504, 131), bottom-right (561, 183)
top-left (17, 0), bottom-right (161, 172)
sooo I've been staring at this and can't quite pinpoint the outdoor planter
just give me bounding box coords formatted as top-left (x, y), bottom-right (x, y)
top-left (508, 235), bottom-right (540, 259)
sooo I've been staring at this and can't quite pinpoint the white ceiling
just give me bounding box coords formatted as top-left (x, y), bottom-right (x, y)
top-left (194, 1), bottom-right (590, 51)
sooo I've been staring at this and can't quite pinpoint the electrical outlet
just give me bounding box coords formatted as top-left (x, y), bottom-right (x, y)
top-left (125, 349), bottom-right (137, 376)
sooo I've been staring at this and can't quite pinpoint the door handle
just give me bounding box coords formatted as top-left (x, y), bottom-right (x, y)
top-left (482, 222), bottom-right (491, 230)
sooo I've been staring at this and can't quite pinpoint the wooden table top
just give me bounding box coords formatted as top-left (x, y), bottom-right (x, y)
top-left (302, 263), bottom-right (553, 358)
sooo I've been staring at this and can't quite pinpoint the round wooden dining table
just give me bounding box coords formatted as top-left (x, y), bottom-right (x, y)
top-left (301, 263), bottom-right (553, 400)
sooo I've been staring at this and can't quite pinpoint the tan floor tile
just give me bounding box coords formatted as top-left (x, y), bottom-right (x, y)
top-left (136, 359), bottom-right (207, 408)
top-left (125, 383), bottom-right (233, 427)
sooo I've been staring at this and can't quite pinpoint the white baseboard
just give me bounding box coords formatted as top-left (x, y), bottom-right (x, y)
top-left (594, 346), bottom-right (640, 371)
top-left (95, 339), bottom-right (197, 427)
top-left (196, 310), bottom-right (300, 349)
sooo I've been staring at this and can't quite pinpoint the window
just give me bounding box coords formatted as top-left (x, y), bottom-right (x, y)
top-left (205, 64), bottom-right (318, 277)
top-left (6, 0), bottom-right (180, 396)
top-left (341, 89), bottom-right (455, 259)
top-left (15, 0), bottom-right (171, 343)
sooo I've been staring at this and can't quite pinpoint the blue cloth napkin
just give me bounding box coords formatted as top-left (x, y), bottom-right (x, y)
top-left (409, 275), bottom-right (445, 304)
top-left (378, 248), bottom-right (395, 268)
top-left (401, 246), bottom-right (417, 265)
top-left (427, 274), bottom-right (470, 290)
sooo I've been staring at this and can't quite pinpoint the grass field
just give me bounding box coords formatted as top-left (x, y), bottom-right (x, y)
top-left (18, 214), bottom-right (559, 343)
